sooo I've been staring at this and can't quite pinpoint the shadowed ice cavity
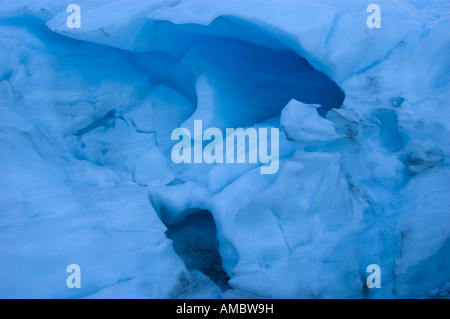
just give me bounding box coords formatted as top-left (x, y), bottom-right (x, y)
top-left (164, 209), bottom-right (231, 291)
top-left (120, 17), bottom-right (345, 126)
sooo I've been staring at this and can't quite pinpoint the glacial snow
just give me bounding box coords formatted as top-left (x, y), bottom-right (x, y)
top-left (0, 0), bottom-right (449, 298)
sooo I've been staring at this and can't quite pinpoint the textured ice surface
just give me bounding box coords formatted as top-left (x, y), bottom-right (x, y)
top-left (0, 0), bottom-right (449, 298)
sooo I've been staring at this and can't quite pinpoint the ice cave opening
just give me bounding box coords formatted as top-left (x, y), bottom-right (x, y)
top-left (164, 209), bottom-right (231, 291)
top-left (120, 16), bottom-right (346, 128)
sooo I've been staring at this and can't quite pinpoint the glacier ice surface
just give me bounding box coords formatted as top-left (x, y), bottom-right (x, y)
top-left (0, 0), bottom-right (449, 298)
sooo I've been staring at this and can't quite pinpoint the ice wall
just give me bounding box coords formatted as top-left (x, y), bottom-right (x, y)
top-left (0, 0), bottom-right (449, 298)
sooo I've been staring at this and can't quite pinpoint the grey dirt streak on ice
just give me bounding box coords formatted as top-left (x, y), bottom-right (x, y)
top-left (0, 0), bottom-right (449, 298)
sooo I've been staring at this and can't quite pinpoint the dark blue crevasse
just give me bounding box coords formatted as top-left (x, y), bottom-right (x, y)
top-left (165, 209), bottom-right (231, 291)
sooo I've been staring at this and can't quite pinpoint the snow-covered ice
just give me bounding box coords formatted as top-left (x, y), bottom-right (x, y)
top-left (0, 0), bottom-right (449, 298)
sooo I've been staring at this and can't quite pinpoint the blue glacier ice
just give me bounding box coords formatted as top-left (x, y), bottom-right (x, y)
top-left (0, 0), bottom-right (449, 298)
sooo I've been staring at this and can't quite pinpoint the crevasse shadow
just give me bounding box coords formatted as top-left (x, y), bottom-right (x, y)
top-left (165, 209), bottom-right (231, 291)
